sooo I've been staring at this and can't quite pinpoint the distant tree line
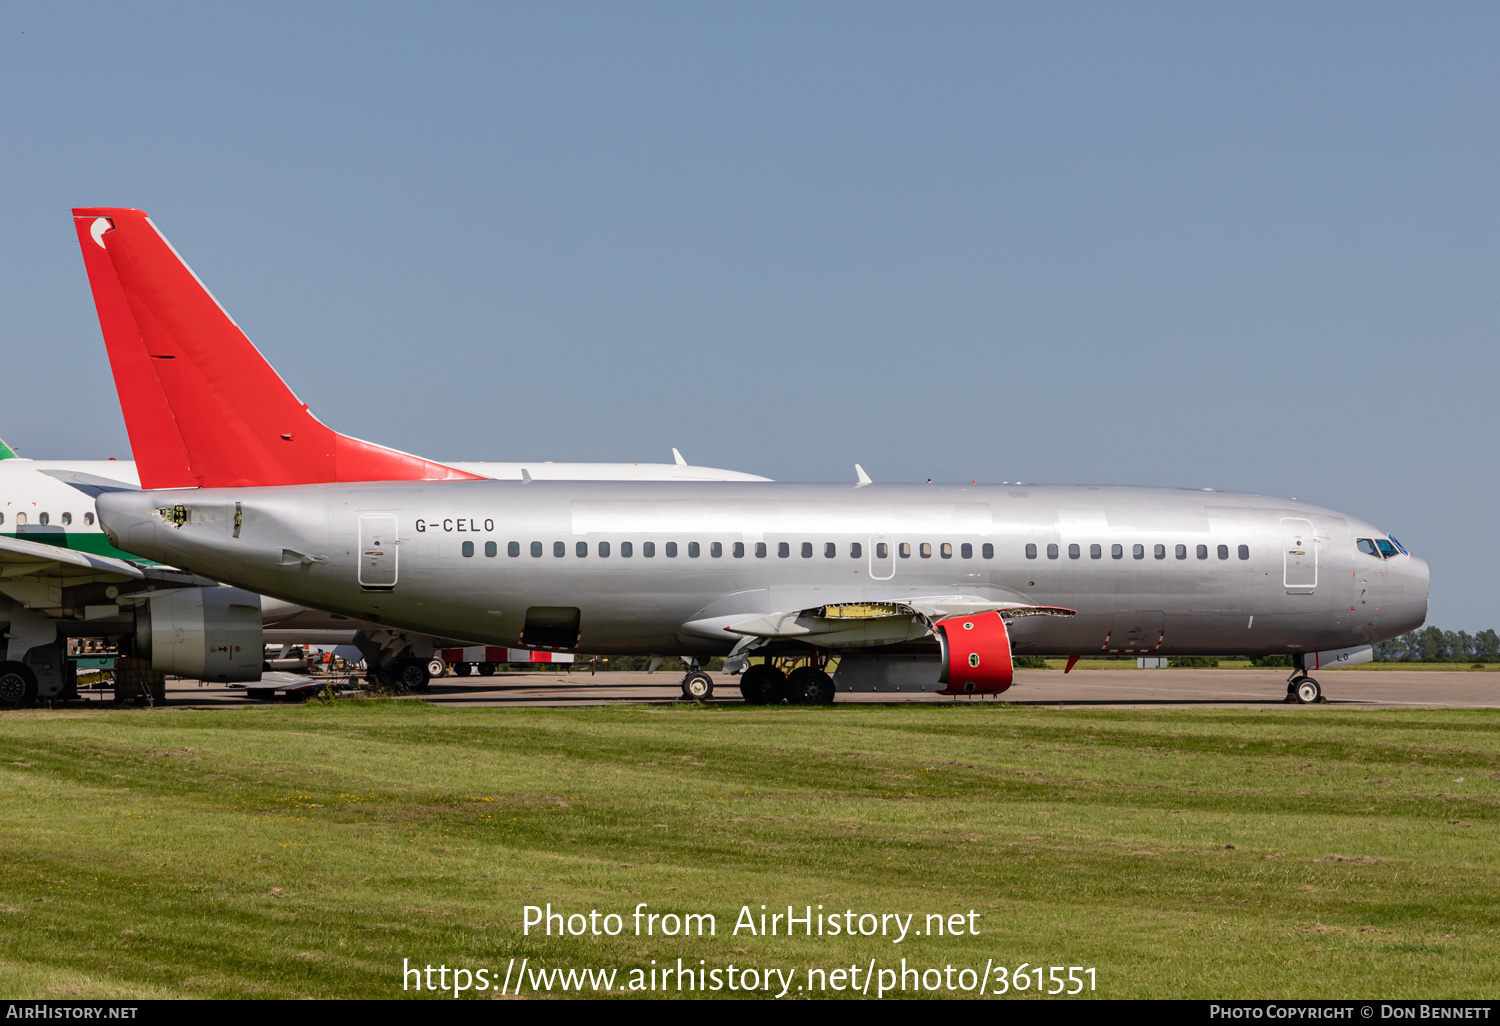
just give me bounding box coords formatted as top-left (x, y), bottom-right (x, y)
top-left (1376, 627), bottom-right (1500, 663)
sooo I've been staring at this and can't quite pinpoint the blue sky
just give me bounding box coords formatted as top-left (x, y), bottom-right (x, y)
top-left (1, 3), bottom-right (1495, 628)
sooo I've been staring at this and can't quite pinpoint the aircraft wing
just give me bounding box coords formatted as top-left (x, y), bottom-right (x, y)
top-left (0, 534), bottom-right (145, 582)
top-left (687, 598), bottom-right (1075, 647)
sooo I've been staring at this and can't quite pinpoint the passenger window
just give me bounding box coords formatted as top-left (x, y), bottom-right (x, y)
top-left (920, 542), bottom-right (932, 558)
top-left (826, 542), bottom-right (836, 558)
top-left (942, 543), bottom-right (953, 559)
top-left (600, 541), bottom-right (611, 557)
top-left (15, 513), bottom-right (25, 525)
top-left (900, 543), bottom-right (912, 558)
top-left (1154, 544), bottom-right (1165, 559)
top-left (1025, 543), bottom-right (1037, 559)
top-left (576, 541), bottom-right (588, 557)
top-left (1238, 544), bottom-right (1249, 560)
top-left (485, 541), bottom-right (498, 557)
top-left (1068, 543), bottom-right (1080, 559)
top-left (756, 542), bottom-right (767, 558)
top-left (621, 541), bottom-right (633, 557)
top-left (1046, 543), bottom-right (1058, 559)
top-left (733, 542), bottom-right (745, 558)
top-left (779, 542), bottom-right (790, 558)
top-left (1196, 544), bottom-right (1208, 560)
top-left (61, 513), bottom-right (72, 526)
top-left (644, 542), bottom-right (656, 557)
top-left (961, 543), bottom-right (972, 559)
top-left (1090, 543), bottom-right (1102, 559)
top-left (1375, 539), bottom-right (1398, 558)
top-left (1132, 544), bottom-right (1144, 559)
top-left (666, 542), bottom-right (678, 557)
top-left (510, 541), bottom-right (521, 557)
top-left (981, 543), bottom-right (993, 559)
top-left (876, 542), bottom-right (889, 559)
top-left (1112, 544), bottom-right (1123, 559)
top-left (851, 542), bottom-right (862, 558)
top-left (0, 512), bottom-right (5, 525)
top-left (1175, 544), bottom-right (1186, 559)
top-left (688, 542), bottom-right (700, 558)
top-left (554, 542), bottom-right (566, 557)
top-left (85, 513), bottom-right (94, 525)
top-left (710, 542), bottom-right (722, 557)
top-left (462, 541), bottom-right (474, 557)
top-left (1217, 544), bottom-right (1229, 560)
top-left (39, 512), bottom-right (49, 526)
top-left (530, 541), bottom-right (543, 557)
top-left (801, 542), bottom-right (812, 558)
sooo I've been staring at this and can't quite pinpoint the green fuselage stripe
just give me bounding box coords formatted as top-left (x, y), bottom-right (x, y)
top-left (1, 531), bottom-right (155, 564)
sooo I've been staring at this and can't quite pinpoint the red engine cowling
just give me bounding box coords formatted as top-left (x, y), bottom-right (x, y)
top-left (935, 610), bottom-right (1014, 695)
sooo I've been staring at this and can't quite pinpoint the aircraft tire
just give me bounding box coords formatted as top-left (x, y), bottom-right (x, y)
top-left (738, 663), bottom-right (783, 705)
top-left (785, 666), bottom-right (835, 706)
top-left (478, 662), bottom-right (496, 676)
top-left (681, 671), bottom-right (714, 702)
top-left (1293, 676), bottom-right (1322, 704)
top-left (393, 658), bottom-right (431, 692)
top-left (427, 657), bottom-right (447, 679)
top-left (0, 662), bottom-right (36, 709)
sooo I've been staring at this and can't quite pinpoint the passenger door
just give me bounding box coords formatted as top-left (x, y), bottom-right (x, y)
top-left (1282, 518), bottom-right (1317, 593)
top-left (358, 514), bottom-right (399, 591)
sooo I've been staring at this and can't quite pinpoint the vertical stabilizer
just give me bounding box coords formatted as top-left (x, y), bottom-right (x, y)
top-left (0, 438), bottom-right (17, 460)
top-left (71, 211), bottom-right (196, 488)
top-left (71, 208), bottom-right (481, 489)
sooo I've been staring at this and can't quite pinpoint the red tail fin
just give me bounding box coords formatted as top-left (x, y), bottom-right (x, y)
top-left (72, 210), bottom-right (197, 488)
top-left (71, 207), bottom-right (481, 489)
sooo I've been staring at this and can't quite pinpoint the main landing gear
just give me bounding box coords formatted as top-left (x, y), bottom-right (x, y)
top-left (375, 657), bottom-right (431, 691)
top-left (737, 661), bottom-right (835, 706)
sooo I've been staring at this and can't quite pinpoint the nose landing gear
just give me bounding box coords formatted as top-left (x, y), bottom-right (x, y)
top-left (1286, 672), bottom-right (1323, 704)
top-left (681, 670), bottom-right (714, 702)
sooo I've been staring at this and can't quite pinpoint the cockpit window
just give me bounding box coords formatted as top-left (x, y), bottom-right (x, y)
top-left (1356, 538), bottom-right (1379, 557)
top-left (1388, 535), bottom-right (1408, 555)
top-left (1375, 539), bottom-right (1398, 559)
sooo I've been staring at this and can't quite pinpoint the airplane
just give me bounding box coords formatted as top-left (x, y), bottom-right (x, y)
top-left (0, 444), bottom-right (765, 704)
top-left (71, 207), bottom-right (1429, 707)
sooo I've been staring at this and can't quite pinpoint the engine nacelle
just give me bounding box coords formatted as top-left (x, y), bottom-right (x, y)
top-left (934, 610), bottom-right (1014, 695)
top-left (135, 587), bottom-right (263, 683)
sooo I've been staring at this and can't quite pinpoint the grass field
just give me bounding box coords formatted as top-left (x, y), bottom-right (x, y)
top-left (0, 700), bottom-right (1496, 999)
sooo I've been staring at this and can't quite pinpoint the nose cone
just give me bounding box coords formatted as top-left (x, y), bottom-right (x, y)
top-left (1388, 553), bottom-right (1430, 635)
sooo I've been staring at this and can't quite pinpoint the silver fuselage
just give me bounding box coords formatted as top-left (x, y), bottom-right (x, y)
top-left (97, 481), bottom-right (1429, 658)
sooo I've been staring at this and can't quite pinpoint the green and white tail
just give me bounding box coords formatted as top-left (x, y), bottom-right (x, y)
top-left (0, 437), bottom-right (17, 460)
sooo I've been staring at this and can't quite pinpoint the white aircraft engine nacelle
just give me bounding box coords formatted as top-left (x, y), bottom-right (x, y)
top-left (136, 587), bottom-right (264, 683)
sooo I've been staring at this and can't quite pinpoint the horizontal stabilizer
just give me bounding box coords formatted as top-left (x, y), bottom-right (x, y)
top-left (39, 468), bottom-right (142, 499)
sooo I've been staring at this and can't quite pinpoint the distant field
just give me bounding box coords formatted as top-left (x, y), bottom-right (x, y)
top-left (0, 701), bottom-right (1495, 999)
